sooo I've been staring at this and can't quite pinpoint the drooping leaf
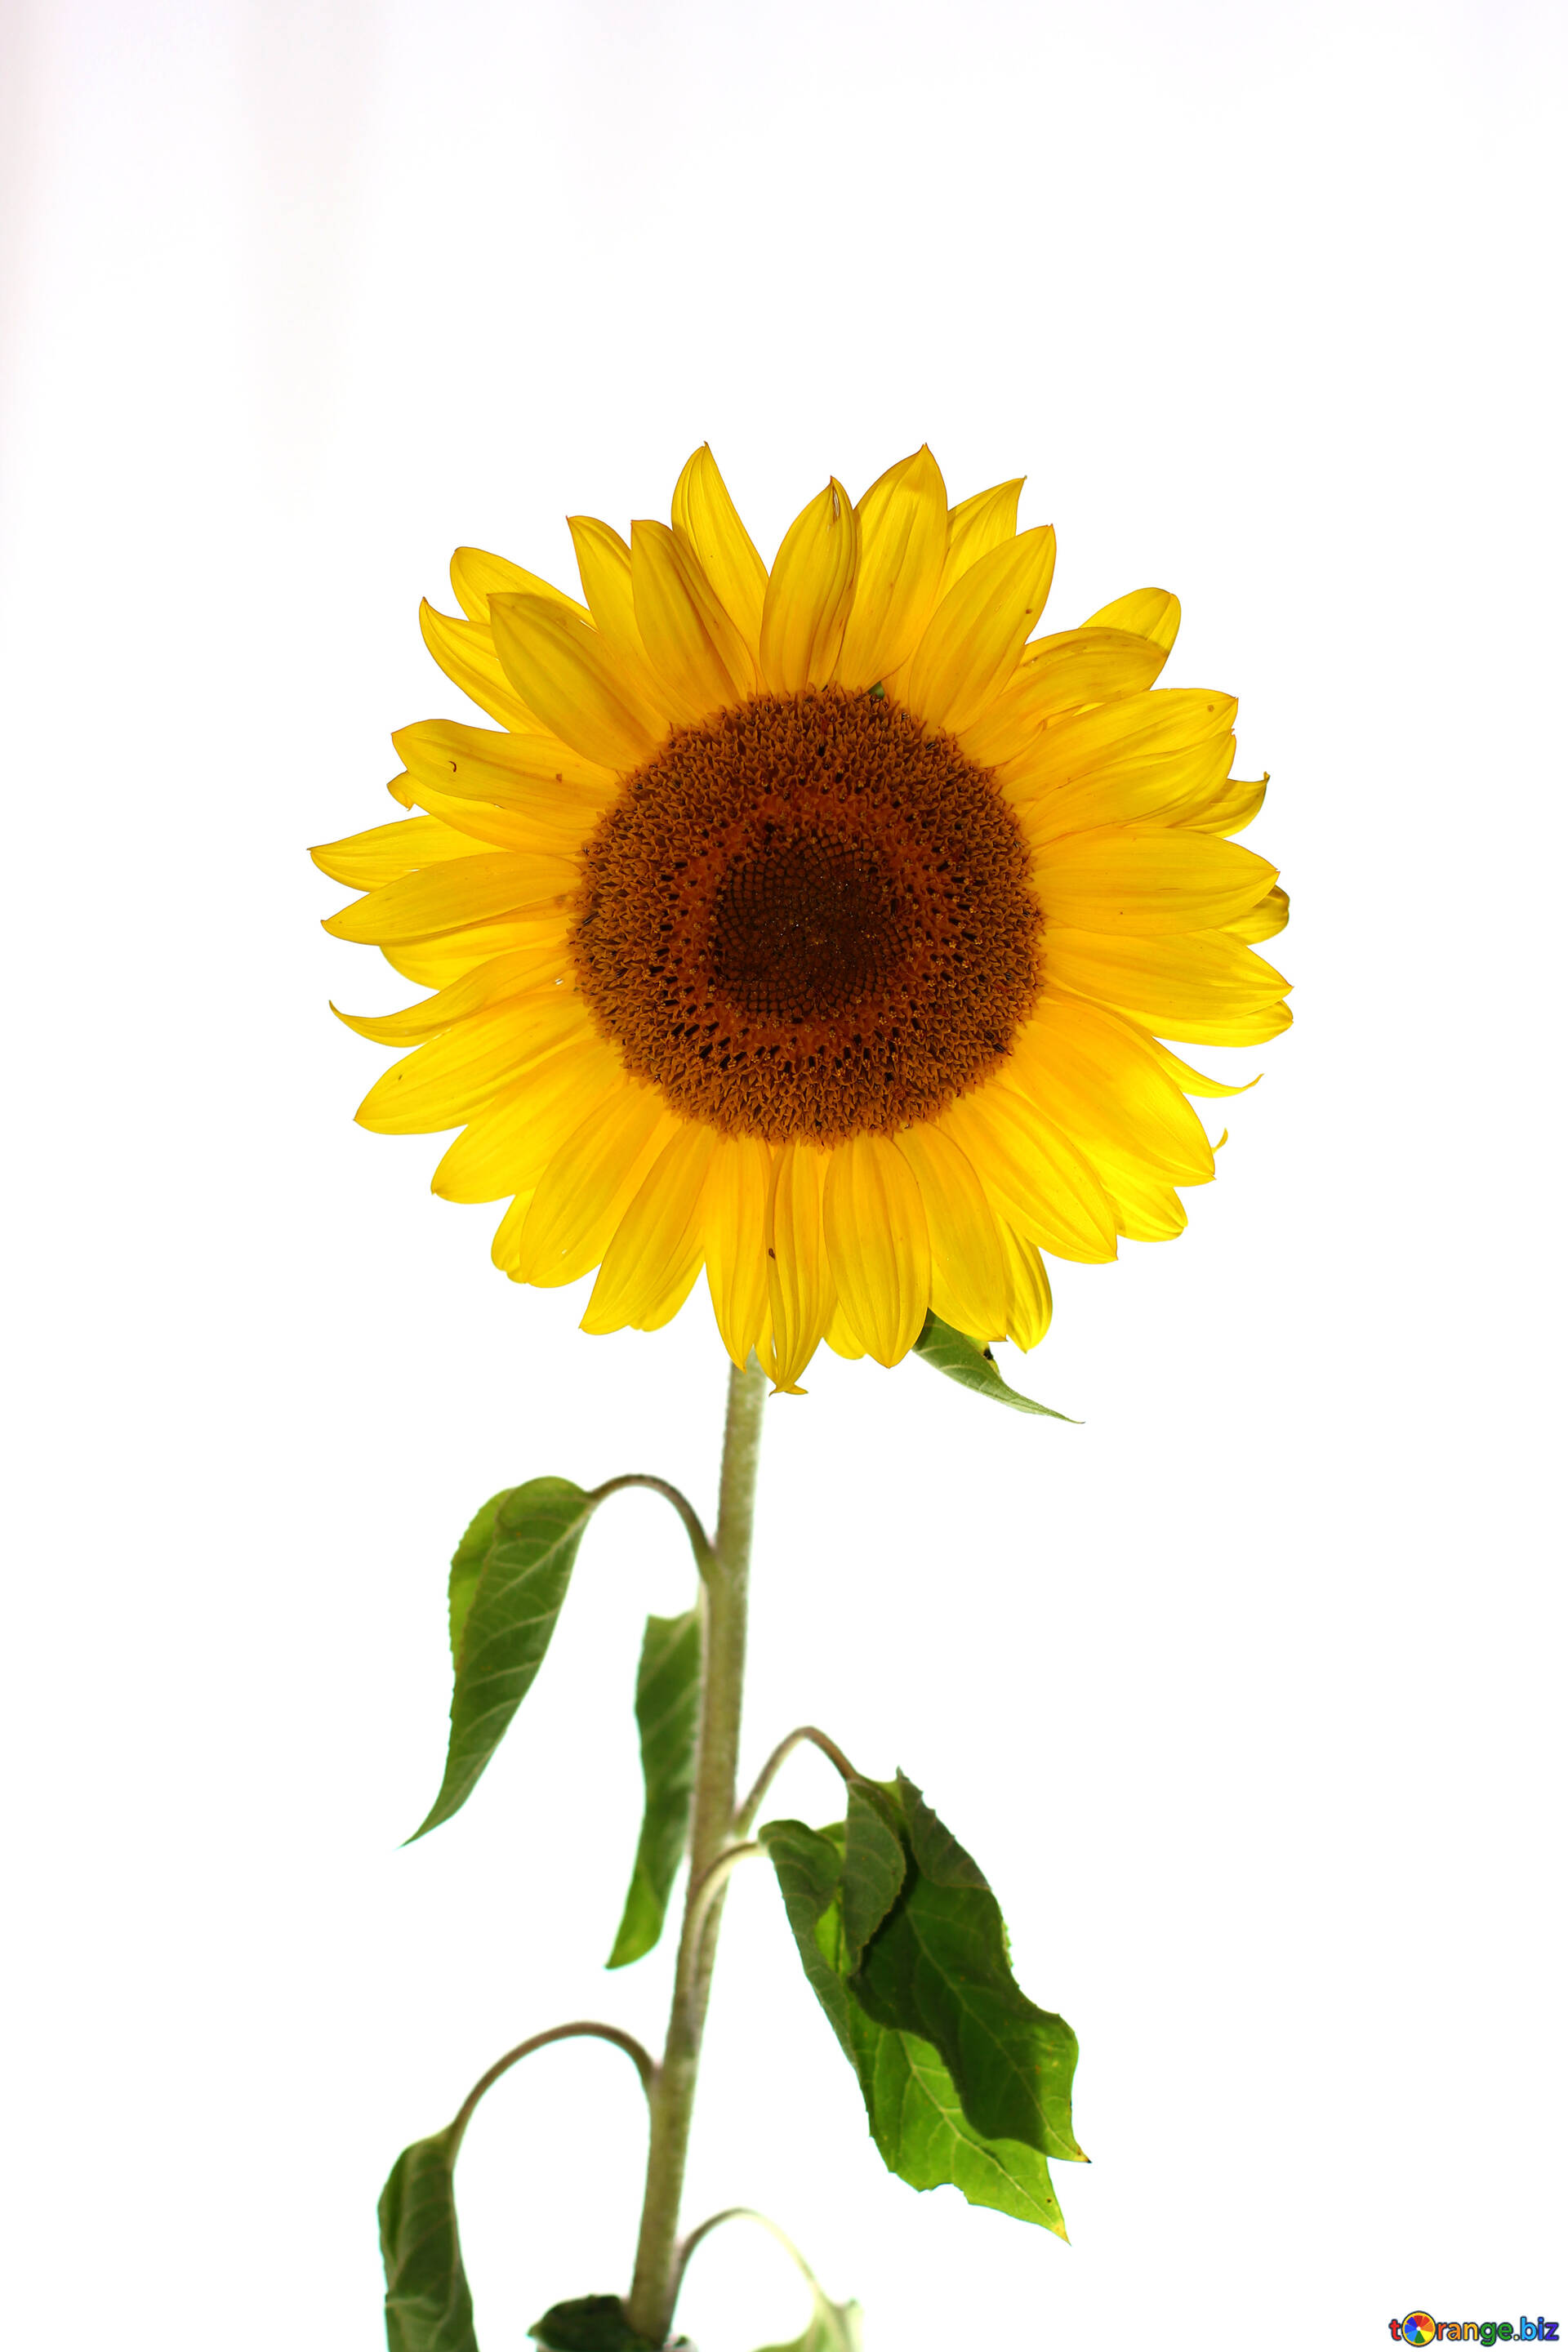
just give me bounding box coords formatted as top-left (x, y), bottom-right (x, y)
top-left (850, 1775), bottom-right (1082, 2161)
top-left (378, 2126), bottom-right (478, 2352)
top-left (836, 1992), bottom-right (1067, 2237)
top-left (759, 1820), bottom-right (863, 2067)
top-left (608, 1607), bottom-right (702, 1968)
top-left (760, 1802), bottom-right (1079, 2238)
top-left (839, 1782), bottom-right (906, 1968)
top-left (412, 1477), bottom-right (598, 1840)
top-left (755, 2286), bottom-right (864, 2352)
top-left (448, 1489), bottom-right (514, 1663)
top-left (912, 1313), bottom-right (1077, 1419)
top-left (528, 2296), bottom-right (670, 2350)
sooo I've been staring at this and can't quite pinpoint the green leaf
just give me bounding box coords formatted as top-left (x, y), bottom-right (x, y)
top-left (528, 2296), bottom-right (672, 2350)
top-left (448, 1489), bottom-right (513, 1663)
top-left (851, 1775), bottom-right (1082, 2161)
top-left (608, 1608), bottom-right (702, 1969)
top-left (911, 1313), bottom-right (1077, 1419)
top-left (760, 1798), bottom-right (1080, 2239)
top-left (412, 1477), bottom-right (598, 1840)
top-left (378, 2127), bottom-right (478, 2352)
top-left (840, 1782), bottom-right (905, 1969)
top-left (755, 2287), bottom-right (864, 2352)
top-left (759, 1820), bottom-right (863, 2069)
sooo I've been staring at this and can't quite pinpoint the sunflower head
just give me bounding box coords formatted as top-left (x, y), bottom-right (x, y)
top-left (314, 447), bottom-right (1290, 1392)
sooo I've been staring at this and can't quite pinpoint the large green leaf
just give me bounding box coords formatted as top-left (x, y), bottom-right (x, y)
top-left (412, 1477), bottom-right (598, 1840)
top-left (760, 1800), bottom-right (1080, 2238)
top-left (607, 1608), bottom-right (702, 1969)
top-left (528, 2297), bottom-right (671, 2350)
top-left (912, 1313), bottom-right (1076, 1419)
top-left (850, 1775), bottom-right (1082, 2160)
top-left (378, 2127), bottom-right (478, 2352)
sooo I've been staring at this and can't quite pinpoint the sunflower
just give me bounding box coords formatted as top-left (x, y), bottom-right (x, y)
top-left (314, 448), bottom-right (1290, 1392)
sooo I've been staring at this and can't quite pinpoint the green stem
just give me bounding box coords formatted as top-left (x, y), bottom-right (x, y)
top-left (625, 1357), bottom-right (767, 2344)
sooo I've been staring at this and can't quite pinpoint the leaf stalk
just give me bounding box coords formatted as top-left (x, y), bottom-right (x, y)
top-left (448, 2020), bottom-right (655, 2149)
top-left (733, 1724), bottom-right (859, 1835)
top-left (586, 1473), bottom-right (717, 1583)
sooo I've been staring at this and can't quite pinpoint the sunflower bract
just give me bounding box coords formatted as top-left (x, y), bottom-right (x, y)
top-left (315, 444), bottom-right (1290, 1392)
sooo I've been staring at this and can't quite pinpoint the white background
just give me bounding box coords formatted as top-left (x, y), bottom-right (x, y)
top-left (2, 2), bottom-right (1563, 2346)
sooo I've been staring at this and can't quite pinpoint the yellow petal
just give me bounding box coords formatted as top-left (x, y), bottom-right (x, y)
top-left (332, 939), bottom-right (571, 1045)
top-left (1012, 733), bottom-right (1238, 844)
top-left (311, 814), bottom-right (486, 890)
top-left (1044, 929), bottom-right (1290, 1034)
top-left (354, 990), bottom-right (590, 1134)
top-left (431, 1033), bottom-right (625, 1202)
top-left (581, 1123), bottom-right (719, 1333)
top-left (630, 518), bottom-right (756, 724)
top-left (1123, 996), bottom-right (1293, 1048)
top-left (824, 1301), bottom-right (869, 1360)
top-left (943, 1084), bottom-right (1118, 1263)
top-left (702, 1134), bottom-right (774, 1370)
top-left (1136, 1030), bottom-right (1263, 1098)
top-left (833, 446), bottom-right (949, 690)
top-left (1186, 769), bottom-right (1268, 835)
top-left (822, 1134), bottom-right (932, 1366)
top-left (894, 1124), bottom-right (1008, 1342)
top-left (379, 909), bottom-right (570, 988)
top-left (510, 1084), bottom-right (674, 1286)
top-left (671, 446), bottom-right (768, 653)
top-left (938, 479), bottom-right (1025, 595)
top-left (956, 630), bottom-right (1169, 768)
top-left (999, 1223), bottom-right (1054, 1348)
top-left (1085, 587), bottom-right (1181, 655)
top-left (901, 525), bottom-right (1057, 733)
top-left (322, 848), bottom-right (577, 944)
top-left (419, 600), bottom-right (536, 733)
top-left (1007, 996), bottom-right (1215, 1183)
top-left (1218, 884), bottom-right (1290, 944)
top-left (489, 1187), bottom-right (538, 1277)
top-left (765, 1140), bottom-right (836, 1392)
top-left (394, 717), bottom-right (617, 817)
top-left (882, 478), bottom-right (1026, 702)
top-left (1095, 1155), bottom-right (1190, 1241)
top-left (758, 479), bottom-right (859, 693)
top-left (1033, 824), bottom-right (1278, 936)
top-left (1002, 687), bottom-right (1239, 800)
top-left (489, 593), bottom-right (666, 771)
top-left (567, 516), bottom-right (672, 711)
top-left (450, 547), bottom-right (590, 627)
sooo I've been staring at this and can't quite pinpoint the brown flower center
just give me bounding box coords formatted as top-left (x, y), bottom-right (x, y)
top-left (570, 688), bottom-right (1042, 1144)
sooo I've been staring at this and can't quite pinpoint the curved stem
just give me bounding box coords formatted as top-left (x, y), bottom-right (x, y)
top-left (733, 1724), bottom-right (859, 1836)
top-left (448, 2020), bottom-right (654, 2151)
top-left (587, 1473), bottom-right (715, 1583)
top-left (625, 1359), bottom-right (767, 2344)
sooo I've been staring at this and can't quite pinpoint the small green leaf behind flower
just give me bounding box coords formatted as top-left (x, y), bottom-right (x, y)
top-left (911, 1313), bottom-right (1078, 1419)
top-left (755, 2284), bottom-right (864, 2352)
top-left (412, 1478), bottom-right (599, 1841)
top-left (760, 1776), bottom-right (1083, 2238)
top-left (379, 2127), bottom-right (477, 2352)
top-left (608, 1608), bottom-right (702, 1968)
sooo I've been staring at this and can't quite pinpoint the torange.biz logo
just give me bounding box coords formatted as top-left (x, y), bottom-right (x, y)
top-left (1390, 2320), bottom-right (1558, 2346)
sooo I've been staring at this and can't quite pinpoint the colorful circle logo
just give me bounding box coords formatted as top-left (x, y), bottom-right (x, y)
top-left (1402, 2319), bottom-right (1437, 2347)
